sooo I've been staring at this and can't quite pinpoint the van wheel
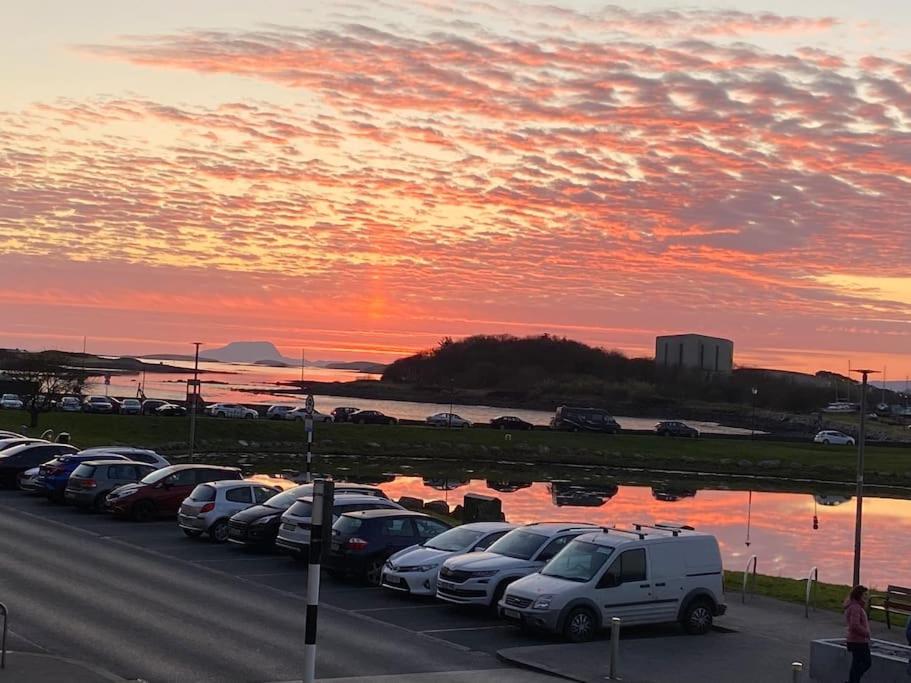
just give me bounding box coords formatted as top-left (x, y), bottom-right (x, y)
top-left (682, 600), bottom-right (713, 635)
top-left (209, 519), bottom-right (229, 543)
top-left (132, 500), bottom-right (155, 522)
top-left (563, 607), bottom-right (597, 643)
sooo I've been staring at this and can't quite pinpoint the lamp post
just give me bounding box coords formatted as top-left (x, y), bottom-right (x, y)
top-left (188, 342), bottom-right (201, 459)
top-left (850, 368), bottom-right (877, 586)
top-left (750, 387), bottom-right (758, 440)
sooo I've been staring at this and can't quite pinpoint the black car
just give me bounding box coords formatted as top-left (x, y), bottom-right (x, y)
top-left (156, 403), bottom-right (187, 417)
top-left (331, 407), bottom-right (360, 423)
top-left (655, 421), bottom-right (699, 438)
top-left (489, 415), bottom-right (533, 431)
top-left (352, 410), bottom-right (397, 425)
top-left (325, 510), bottom-right (452, 584)
top-left (550, 406), bottom-right (620, 434)
top-left (228, 482), bottom-right (388, 549)
top-left (141, 399), bottom-right (170, 415)
top-left (0, 442), bottom-right (79, 489)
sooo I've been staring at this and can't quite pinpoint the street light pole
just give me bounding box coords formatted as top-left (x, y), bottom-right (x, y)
top-left (188, 342), bottom-right (201, 459)
top-left (850, 368), bottom-right (877, 586)
top-left (750, 387), bottom-right (758, 440)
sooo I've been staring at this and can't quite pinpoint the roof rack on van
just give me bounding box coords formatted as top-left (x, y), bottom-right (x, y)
top-left (633, 523), bottom-right (681, 537)
top-left (526, 522), bottom-right (597, 527)
top-left (600, 525), bottom-right (646, 540)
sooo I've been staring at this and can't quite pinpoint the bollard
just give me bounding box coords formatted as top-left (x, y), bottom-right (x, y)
top-left (303, 479), bottom-right (334, 683)
top-left (608, 617), bottom-right (621, 680)
top-left (0, 601), bottom-right (8, 670)
top-left (791, 661), bottom-right (802, 682)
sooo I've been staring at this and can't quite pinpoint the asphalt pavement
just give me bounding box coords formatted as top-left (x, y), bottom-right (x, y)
top-left (0, 490), bottom-right (558, 682)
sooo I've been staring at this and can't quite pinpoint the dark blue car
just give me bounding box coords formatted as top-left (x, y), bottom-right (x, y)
top-left (38, 453), bottom-right (130, 502)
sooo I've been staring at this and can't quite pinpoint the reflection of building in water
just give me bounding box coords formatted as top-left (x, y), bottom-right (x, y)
top-left (651, 487), bottom-right (698, 502)
top-left (548, 481), bottom-right (619, 507)
top-left (814, 494), bottom-right (851, 507)
top-left (423, 478), bottom-right (470, 491)
top-left (486, 480), bottom-right (533, 493)
top-left (342, 474), bottom-right (397, 485)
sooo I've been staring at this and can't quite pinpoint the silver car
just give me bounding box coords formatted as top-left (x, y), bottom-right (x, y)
top-left (179, 480), bottom-right (282, 542)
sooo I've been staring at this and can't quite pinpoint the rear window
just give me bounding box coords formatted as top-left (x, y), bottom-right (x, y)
top-left (334, 515), bottom-right (364, 535)
top-left (287, 500), bottom-right (314, 517)
top-left (189, 485), bottom-right (216, 502)
top-left (72, 464), bottom-right (96, 478)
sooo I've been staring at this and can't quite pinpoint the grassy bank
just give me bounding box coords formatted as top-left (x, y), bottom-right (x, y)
top-left (4, 411), bottom-right (911, 487)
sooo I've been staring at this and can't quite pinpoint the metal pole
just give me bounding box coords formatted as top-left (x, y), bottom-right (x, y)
top-left (851, 369), bottom-right (875, 586)
top-left (448, 378), bottom-right (454, 428)
top-left (0, 601), bottom-right (8, 670)
top-left (306, 418), bottom-right (314, 482)
top-left (188, 342), bottom-right (201, 460)
top-left (791, 661), bottom-right (803, 682)
top-left (303, 479), bottom-right (334, 683)
top-left (609, 616), bottom-right (621, 679)
top-left (750, 387), bottom-right (758, 440)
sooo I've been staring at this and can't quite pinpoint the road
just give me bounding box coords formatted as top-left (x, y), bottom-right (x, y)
top-left (0, 491), bottom-right (552, 682)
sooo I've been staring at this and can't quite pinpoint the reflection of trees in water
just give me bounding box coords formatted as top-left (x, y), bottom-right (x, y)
top-left (341, 474), bottom-right (397, 485)
top-left (548, 481), bottom-right (619, 507)
top-left (423, 478), bottom-right (470, 491)
top-left (485, 480), bottom-right (533, 493)
top-left (651, 487), bottom-right (698, 502)
top-left (814, 494), bottom-right (851, 506)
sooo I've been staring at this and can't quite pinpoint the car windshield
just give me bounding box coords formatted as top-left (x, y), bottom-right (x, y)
top-left (541, 540), bottom-right (615, 582)
top-left (287, 500), bottom-right (313, 517)
top-left (424, 527), bottom-right (483, 551)
top-left (488, 529), bottom-right (546, 560)
top-left (264, 485), bottom-right (310, 510)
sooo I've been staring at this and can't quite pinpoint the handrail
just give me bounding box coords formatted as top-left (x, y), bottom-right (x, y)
top-left (1, 601), bottom-right (8, 669)
top-left (805, 567), bottom-right (818, 618)
top-left (742, 555), bottom-right (758, 603)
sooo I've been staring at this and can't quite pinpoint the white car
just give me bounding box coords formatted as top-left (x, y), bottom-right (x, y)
top-left (208, 403), bottom-right (259, 419)
top-left (0, 437), bottom-right (45, 452)
top-left (59, 397), bottom-right (82, 412)
top-left (0, 394), bottom-right (23, 410)
top-left (17, 467), bottom-right (42, 493)
top-left (436, 523), bottom-right (599, 607)
top-left (178, 480), bottom-right (282, 542)
top-left (382, 522), bottom-right (515, 596)
top-left (813, 430), bottom-right (855, 446)
top-left (285, 408), bottom-right (333, 423)
top-left (275, 494), bottom-right (402, 557)
top-left (426, 412), bottom-right (471, 428)
top-left (499, 525), bottom-right (726, 642)
top-left (77, 447), bottom-right (170, 469)
top-left (266, 405), bottom-right (296, 420)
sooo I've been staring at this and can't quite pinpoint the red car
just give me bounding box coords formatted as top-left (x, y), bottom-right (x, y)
top-left (106, 464), bottom-right (242, 521)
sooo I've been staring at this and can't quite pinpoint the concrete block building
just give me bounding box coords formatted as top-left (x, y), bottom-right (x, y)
top-left (655, 333), bottom-right (734, 374)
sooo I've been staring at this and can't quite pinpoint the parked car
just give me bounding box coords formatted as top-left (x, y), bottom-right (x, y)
top-left (106, 464), bottom-right (243, 521)
top-left (83, 395), bottom-right (115, 414)
top-left (382, 522), bottom-right (515, 596)
top-left (655, 421), bottom-right (699, 438)
top-left (76, 447), bottom-right (169, 469)
top-left (141, 399), bottom-right (169, 415)
top-left (325, 510), bottom-right (453, 584)
top-left (37, 452), bottom-right (132, 502)
top-left (0, 430), bottom-right (25, 440)
top-left (436, 522), bottom-right (599, 608)
top-left (207, 403), bottom-right (258, 419)
top-left (65, 460), bottom-right (158, 511)
top-left (59, 396), bottom-right (82, 412)
top-left (0, 437), bottom-right (45, 452)
top-left (351, 410), bottom-right (398, 425)
top-left (156, 403), bottom-right (187, 417)
top-left (813, 430), bottom-right (855, 446)
top-left (0, 442), bottom-right (79, 489)
top-left (266, 405), bottom-right (296, 420)
top-left (17, 467), bottom-right (42, 493)
top-left (1, 394), bottom-right (24, 409)
top-left (499, 525), bottom-right (726, 641)
top-left (228, 482), bottom-right (389, 549)
top-left (426, 413), bottom-right (471, 428)
top-left (178, 480), bottom-right (282, 542)
top-left (276, 494), bottom-right (403, 557)
top-left (490, 416), bottom-right (533, 431)
top-left (331, 407), bottom-right (360, 423)
top-left (120, 398), bottom-right (142, 415)
top-left (285, 408), bottom-right (333, 422)
top-left (550, 406), bottom-right (620, 434)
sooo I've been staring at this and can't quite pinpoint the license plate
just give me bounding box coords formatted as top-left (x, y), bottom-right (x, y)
top-left (384, 575), bottom-right (402, 586)
top-left (438, 580), bottom-right (454, 590)
top-left (503, 608), bottom-right (520, 619)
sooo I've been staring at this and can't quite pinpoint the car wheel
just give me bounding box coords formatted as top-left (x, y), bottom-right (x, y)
top-left (92, 493), bottom-right (108, 513)
top-left (209, 519), bottom-right (230, 543)
top-left (682, 599), bottom-right (713, 635)
top-left (183, 529), bottom-right (203, 538)
top-left (499, 425), bottom-right (507, 430)
top-left (364, 559), bottom-right (384, 586)
top-left (563, 607), bottom-right (597, 643)
top-left (131, 500), bottom-right (155, 522)
top-left (822, 439), bottom-right (830, 445)
top-left (358, 419), bottom-right (366, 425)
top-left (216, 412), bottom-right (226, 419)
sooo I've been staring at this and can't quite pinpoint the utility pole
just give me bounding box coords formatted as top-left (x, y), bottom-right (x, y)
top-left (850, 368), bottom-right (877, 586)
top-left (188, 342), bottom-right (201, 459)
top-left (750, 387), bottom-right (758, 440)
top-left (448, 378), bottom-right (455, 428)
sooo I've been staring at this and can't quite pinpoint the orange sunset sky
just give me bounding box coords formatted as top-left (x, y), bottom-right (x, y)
top-left (2, 1), bottom-right (911, 374)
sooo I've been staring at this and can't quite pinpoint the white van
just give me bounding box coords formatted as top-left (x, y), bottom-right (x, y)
top-left (499, 524), bottom-right (726, 642)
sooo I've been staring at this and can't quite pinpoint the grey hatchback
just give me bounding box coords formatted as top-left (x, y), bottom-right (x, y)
top-left (65, 460), bottom-right (158, 511)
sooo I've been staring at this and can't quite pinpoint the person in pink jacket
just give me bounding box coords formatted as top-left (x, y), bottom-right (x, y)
top-left (844, 585), bottom-right (872, 682)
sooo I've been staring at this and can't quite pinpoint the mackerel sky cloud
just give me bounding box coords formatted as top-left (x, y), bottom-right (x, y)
top-left (2, 0), bottom-right (910, 371)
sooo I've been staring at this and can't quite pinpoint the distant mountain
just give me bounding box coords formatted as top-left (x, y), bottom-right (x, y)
top-left (205, 341), bottom-right (287, 364)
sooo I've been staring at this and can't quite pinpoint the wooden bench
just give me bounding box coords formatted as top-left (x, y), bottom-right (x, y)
top-left (868, 585), bottom-right (911, 629)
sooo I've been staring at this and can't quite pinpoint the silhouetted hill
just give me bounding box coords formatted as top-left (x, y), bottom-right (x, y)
top-left (206, 341), bottom-right (286, 363)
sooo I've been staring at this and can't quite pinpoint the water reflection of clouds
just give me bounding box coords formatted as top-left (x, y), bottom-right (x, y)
top-left (380, 477), bottom-right (911, 588)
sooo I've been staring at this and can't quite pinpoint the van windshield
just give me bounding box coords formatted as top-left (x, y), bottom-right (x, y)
top-left (541, 540), bottom-right (614, 582)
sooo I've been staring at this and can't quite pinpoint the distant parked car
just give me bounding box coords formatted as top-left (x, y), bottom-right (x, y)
top-left (814, 430), bottom-right (855, 446)
top-left (141, 399), bottom-right (169, 415)
top-left (550, 406), bottom-right (620, 434)
top-left (655, 421), bottom-right (699, 438)
top-left (351, 410), bottom-right (398, 425)
top-left (60, 396), bottom-right (82, 412)
top-left (37, 452), bottom-right (132, 502)
top-left (266, 405), bottom-right (296, 420)
top-left (426, 413), bottom-right (471, 428)
top-left (65, 460), bottom-right (158, 511)
top-left (17, 467), bottom-right (42, 493)
top-left (120, 398), bottom-right (142, 415)
top-left (178, 480), bottom-right (282, 542)
top-left (156, 403), bottom-right (187, 417)
top-left (0, 442), bottom-right (79, 489)
top-left (276, 494), bottom-right (403, 558)
top-left (208, 403), bottom-right (258, 419)
top-left (1, 394), bottom-right (24, 410)
top-left (285, 408), bottom-right (332, 422)
top-left (0, 437), bottom-right (45, 452)
top-left (382, 522), bottom-right (515, 596)
top-left (490, 416), bottom-right (533, 431)
top-left (106, 464), bottom-right (244, 521)
top-left (76, 447), bottom-right (169, 469)
top-left (228, 482), bottom-right (389, 549)
top-left (331, 407), bottom-right (360, 423)
top-left (325, 510), bottom-right (453, 585)
top-left (83, 396), bottom-right (115, 414)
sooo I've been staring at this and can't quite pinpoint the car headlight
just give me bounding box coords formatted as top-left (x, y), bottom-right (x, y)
top-left (470, 570), bottom-right (498, 578)
top-left (252, 514), bottom-right (279, 525)
top-left (532, 595), bottom-right (554, 610)
top-left (116, 489), bottom-right (137, 498)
